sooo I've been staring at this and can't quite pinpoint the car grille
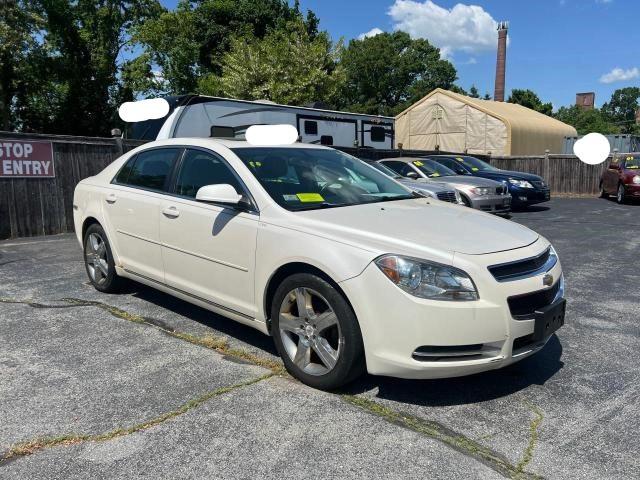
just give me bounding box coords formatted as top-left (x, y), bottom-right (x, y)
top-left (531, 180), bottom-right (547, 189)
top-left (507, 280), bottom-right (560, 320)
top-left (488, 247), bottom-right (553, 281)
top-left (436, 191), bottom-right (458, 203)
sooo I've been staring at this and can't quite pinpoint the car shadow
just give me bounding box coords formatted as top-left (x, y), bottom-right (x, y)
top-left (126, 282), bottom-right (279, 356)
top-left (122, 281), bottom-right (564, 406)
top-left (341, 335), bottom-right (564, 406)
top-left (511, 205), bottom-right (550, 213)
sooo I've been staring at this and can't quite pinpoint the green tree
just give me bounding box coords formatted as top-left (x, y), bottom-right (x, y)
top-left (483, 93), bottom-right (491, 100)
top-left (469, 85), bottom-right (480, 98)
top-left (601, 87), bottom-right (640, 133)
top-left (134, 0), bottom-right (315, 95)
top-left (338, 31), bottom-right (457, 116)
top-left (0, 0), bottom-right (43, 130)
top-left (507, 88), bottom-right (553, 116)
top-left (218, 19), bottom-right (344, 106)
top-left (554, 105), bottom-right (618, 135)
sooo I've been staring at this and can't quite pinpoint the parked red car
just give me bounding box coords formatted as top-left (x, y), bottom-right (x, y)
top-left (600, 155), bottom-right (640, 204)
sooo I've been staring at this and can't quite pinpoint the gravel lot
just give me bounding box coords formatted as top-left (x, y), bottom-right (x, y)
top-left (1, 197), bottom-right (639, 479)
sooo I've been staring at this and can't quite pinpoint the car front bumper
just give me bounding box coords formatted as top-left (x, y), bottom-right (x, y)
top-left (624, 184), bottom-right (640, 198)
top-left (509, 186), bottom-right (550, 206)
top-left (339, 241), bottom-right (564, 379)
top-left (468, 194), bottom-right (512, 214)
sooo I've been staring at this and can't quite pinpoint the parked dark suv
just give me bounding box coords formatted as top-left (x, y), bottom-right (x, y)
top-left (600, 154), bottom-right (640, 204)
top-left (426, 155), bottom-right (551, 208)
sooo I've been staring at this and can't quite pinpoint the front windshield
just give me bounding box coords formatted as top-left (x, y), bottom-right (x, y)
top-left (452, 156), bottom-right (498, 172)
top-left (624, 155), bottom-right (640, 169)
top-left (232, 147), bottom-right (415, 211)
top-left (412, 159), bottom-right (457, 178)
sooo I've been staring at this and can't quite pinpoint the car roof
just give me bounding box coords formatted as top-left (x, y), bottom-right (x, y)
top-left (379, 157), bottom-right (429, 163)
top-left (136, 138), bottom-right (334, 150)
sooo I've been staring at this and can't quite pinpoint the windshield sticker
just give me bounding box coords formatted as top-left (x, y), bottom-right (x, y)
top-left (431, 172), bottom-right (440, 177)
top-left (456, 157), bottom-right (465, 162)
top-left (626, 156), bottom-right (634, 161)
top-left (296, 193), bottom-right (325, 203)
top-left (282, 194), bottom-right (299, 202)
top-left (413, 160), bottom-right (424, 166)
top-left (471, 167), bottom-right (479, 171)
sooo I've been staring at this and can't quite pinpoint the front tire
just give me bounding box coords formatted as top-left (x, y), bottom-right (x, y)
top-left (617, 184), bottom-right (626, 204)
top-left (83, 223), bottom-right (123, 293)
top-left (271, 273), bottom-right (365, 390)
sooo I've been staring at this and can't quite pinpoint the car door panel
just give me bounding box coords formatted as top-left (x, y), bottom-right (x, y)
top-left (159, 148), bottom-right (259, 317)
top-left (102, 147), bottom-right (181, 283)
top-left (105, 187), bottom-right (165, 282)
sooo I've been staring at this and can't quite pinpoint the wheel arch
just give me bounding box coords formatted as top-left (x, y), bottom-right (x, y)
top-left (81, 216), bottom-right (102, 240)
top-left (263, 262), bottom-right (357, 334)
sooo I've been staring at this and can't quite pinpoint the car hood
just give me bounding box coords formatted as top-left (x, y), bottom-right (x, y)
top-left (291, 199), bottom-right (538, 256)
top-left (399, 178), bottom-right (453, 194)
top-left (429, 176), bottom-right (503, 188)
top-left (478, 170), bottom-right (543, 182)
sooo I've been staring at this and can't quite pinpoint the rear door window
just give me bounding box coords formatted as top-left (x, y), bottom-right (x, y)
top-left (115, 148), bottom-right (181, 191)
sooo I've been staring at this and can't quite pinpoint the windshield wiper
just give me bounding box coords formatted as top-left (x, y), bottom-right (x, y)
top-left (292, 202), bottom-right (341, 211)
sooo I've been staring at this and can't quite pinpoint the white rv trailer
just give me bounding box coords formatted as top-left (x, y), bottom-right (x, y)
top-left (125, 95), bottom-right (395, 149)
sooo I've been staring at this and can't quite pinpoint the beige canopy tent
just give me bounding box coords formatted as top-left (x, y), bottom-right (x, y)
top-left (394, 88), bottom-right (577, 156)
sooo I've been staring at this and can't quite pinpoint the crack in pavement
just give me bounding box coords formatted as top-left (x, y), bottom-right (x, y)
top-left (0, 297), bottom-right (285, 374)
top-left (1, 296), bottom-right (542, 477)
top-left (0, 374), bottom-right (274, 466)
top-left (516, 402), bottom-right (544, 475)
top-left (342, 395), bottom-right (543, 480)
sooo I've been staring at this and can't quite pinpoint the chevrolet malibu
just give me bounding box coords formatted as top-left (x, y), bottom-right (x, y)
top-left (73, 138), bottom-right (566, 390)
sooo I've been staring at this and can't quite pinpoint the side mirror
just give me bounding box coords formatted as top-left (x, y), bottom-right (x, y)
top-left (406, 171), bottom-right (419, 179)
top-left (196, 184), bottom-right (243, 205)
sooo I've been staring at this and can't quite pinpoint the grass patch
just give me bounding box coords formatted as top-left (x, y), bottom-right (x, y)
top-left (343, 395), bottom-right (542, 480)
top-left (1, 374), bottom-right (272, 464)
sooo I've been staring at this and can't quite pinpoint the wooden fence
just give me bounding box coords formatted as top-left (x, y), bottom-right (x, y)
top-left (0, 132), bottom-right (623, 240)
top-left (0, 132), bottom-right (146, 240)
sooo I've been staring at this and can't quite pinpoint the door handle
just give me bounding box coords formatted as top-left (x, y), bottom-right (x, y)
top-left (162, 206), bottom-right (180, 218)
top-left (105, 193), bottom-right (117, 204)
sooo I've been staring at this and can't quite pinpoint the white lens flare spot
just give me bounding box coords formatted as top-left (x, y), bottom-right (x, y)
top-left (246, 124), bottom-right (298, 146)
top-left (573, 133), bottom-right (611, 165)
top-left (118, 98), bottom-right (170, 123)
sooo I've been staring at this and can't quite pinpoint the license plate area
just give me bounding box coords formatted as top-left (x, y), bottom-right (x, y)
top-left (533, 299), bottom-right (566, 341)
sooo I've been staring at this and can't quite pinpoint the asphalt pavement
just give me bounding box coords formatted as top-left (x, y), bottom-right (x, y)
top-left (1, 197), bottom-right (638, 479)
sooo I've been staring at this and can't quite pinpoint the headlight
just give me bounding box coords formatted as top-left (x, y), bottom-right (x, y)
top-left (633, 175), bottom-right (640, 184)
top-left (375, 255), bottom-right (478, 301)
top-left (472, 187), bottom-right (492, 195)
top-left (508, 178), bottom-right (533, 188)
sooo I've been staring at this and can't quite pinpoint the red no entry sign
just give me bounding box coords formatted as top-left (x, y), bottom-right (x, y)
top-left (0, 140), bottom-right (55, 178)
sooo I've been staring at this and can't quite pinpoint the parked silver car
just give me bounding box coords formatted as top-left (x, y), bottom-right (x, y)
top-left (378, 157), bottom-right (511, 215)
top-left (366, 161), bottom-right (463, 205)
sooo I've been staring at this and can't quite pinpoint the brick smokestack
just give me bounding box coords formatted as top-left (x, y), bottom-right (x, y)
top-left (494, 21), bottom-right (508, 102)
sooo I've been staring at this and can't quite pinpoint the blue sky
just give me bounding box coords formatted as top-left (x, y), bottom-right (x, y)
top-left (159, 0), bottom-right (638, 110)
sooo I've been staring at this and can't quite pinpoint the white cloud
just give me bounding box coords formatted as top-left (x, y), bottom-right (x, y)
top-left (595, 0), bottom-right (613, 4)
top-left (388, 0), bottom-right (501, 58)
top-left (599, 67), bottom-right (639, 84)
top-left (463, 57), bottom-right (477, 64)
top-left (357, 27), bottom-right (384, 40)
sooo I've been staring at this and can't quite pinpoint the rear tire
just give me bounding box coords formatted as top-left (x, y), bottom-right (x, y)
top-left (599, 182), bottom-right (608, 198)
top-left (617, 184), bottom-right (626, 204)
top-left (83, 223), bottom-right (123, 293)
top-left (271, 273), bottom-right (365, 390)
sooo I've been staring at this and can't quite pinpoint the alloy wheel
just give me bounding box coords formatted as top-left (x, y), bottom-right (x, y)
top-left (85, 233), bottom-right (109, 285)
top-left (278, 287), bottom-right (344, 376)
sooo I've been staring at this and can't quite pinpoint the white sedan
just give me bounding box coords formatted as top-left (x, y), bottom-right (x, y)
top-left (73, 137), bottom-right (565, 390)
